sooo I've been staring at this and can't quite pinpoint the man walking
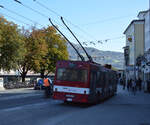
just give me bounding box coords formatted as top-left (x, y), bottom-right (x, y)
top-left (132, 80), bottom-right (136, 95)
top-left (127, 79), bottom-right (130, 91)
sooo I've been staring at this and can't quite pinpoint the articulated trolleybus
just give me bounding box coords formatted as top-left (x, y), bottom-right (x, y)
top-left (49, 17), bottom-right (117, 103)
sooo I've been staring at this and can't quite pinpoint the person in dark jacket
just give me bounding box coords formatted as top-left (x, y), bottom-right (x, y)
top-left (138, 78), bottom-right (142, 91)
top-left (127, 79), bottom-right (130, 91)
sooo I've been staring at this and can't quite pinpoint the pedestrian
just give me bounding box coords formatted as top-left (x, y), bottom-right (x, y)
top-left (136, 79), bottom-right (138, 91)
top-left (138, 78), bottom-right (142, 91)
top-left (129, 79), bottom-right (132, 91)
top-left (147, 80), bottom-right (150, 93)
top-left (118, 77), bottom-right (121, 84)
top-left (132, 80), bottom-right (136, 95)
top-left (120, 78), bottom-right (123, 85)
top-left (123, 80), bottom-right (126, 90)
top-left (127, 79), bottom-right (130, 91)
top-left (43, 77), bottom-right (52, 98)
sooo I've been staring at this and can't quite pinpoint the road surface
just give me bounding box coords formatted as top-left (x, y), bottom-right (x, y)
top-left (0, 86), bottom-right (150, 125)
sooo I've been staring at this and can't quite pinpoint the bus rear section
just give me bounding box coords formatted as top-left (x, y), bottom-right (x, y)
top-left (53, 61), bottom-right (90, 103)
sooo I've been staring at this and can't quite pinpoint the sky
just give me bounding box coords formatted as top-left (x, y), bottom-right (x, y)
top-left (0, 0), bottom-right (149, 52)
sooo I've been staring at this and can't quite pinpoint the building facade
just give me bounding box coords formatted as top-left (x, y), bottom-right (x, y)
top-left (138, 10), bottom-right (150, 51)
top-left (124, 9), bottom-right (150, 92)
top-left (138, 10), bottom-right (150, 92)
top-left (123, 20), bottom-right (144, 82)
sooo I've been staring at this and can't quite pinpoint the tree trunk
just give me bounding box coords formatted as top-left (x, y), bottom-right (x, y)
top-left (40, 70), bottom-right (45, 78)
top-left (21, 73), bottom-right (26, 83)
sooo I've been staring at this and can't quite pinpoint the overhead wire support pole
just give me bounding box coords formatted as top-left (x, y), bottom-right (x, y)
top-left (49, 18), bottom-right (85, 61)
top-left (61, 17), bottom-right (93, 62)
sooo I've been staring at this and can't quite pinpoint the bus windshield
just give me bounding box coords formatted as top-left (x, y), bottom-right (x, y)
top-left (56, 68), bottom-right (88, 83)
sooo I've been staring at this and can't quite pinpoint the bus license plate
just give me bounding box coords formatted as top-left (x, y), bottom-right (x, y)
top-left (66, 98), bottom-right (72, 102)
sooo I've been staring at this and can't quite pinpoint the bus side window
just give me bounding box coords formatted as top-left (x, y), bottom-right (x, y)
top-left (90, 71), bottom-right (97, 91)
top-left (101, 72), bottom-right (106, 92)
top-left (101, 72), bottom-right (105, 88)
top-left (96, 71), bottom-right (100, 86)
top-left (100, 72), bottom-right (103, 86)
top-left (108, 72), bottom-right (111, 85)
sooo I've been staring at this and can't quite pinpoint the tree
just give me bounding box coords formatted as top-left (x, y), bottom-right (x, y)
top-left (16, 27), bottom-right (45, 82)
top-left (31, 26), bottom-right (69, 78)
top-left (0, 16), bottom-right (69, 82)
top-left (0, 16), bottom-right (23, 71)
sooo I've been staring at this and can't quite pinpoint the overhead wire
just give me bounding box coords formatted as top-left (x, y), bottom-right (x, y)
top-left (81, 14), bottom-right (136, 26)
top-left (0, 5), bottom-right (44, 27)
top-left (33, 0), bottom-right (98, 42)
top-left (0, 2), bottom-right (86, 50)
top-left (0, 12), bottom-right (31, 26)
top-left (12, 0), bottom-right (126, 47)
top-left (98, 36), bottom-right (125, 43)
top-left (33, 0), bottom-right (61, 17)
top-left (13, 0), bottom-right (92, 45)
top-left (13, 0), bottom-right (69, 30)
top-left (32, 0), bottom-right (126, 45)
top-left (0, 3), bottom-right (125, 47)
top-left (15, 0), bottom-right (126, 46)
top-left (0, 5), bottom-right (76, 43)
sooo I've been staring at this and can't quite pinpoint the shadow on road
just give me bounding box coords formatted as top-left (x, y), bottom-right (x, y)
top-left (57, 94), bottom-right (117, 108)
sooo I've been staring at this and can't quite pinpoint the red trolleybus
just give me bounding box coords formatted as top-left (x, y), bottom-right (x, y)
top-left (49, 17), bottom-right (117, 103)
top-left (53, 60), bottom-right (117, 103)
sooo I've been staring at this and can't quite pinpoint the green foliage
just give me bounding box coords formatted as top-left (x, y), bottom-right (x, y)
top-left (31, 26), bottom-right (69, 76)
top-left (17, 27), bottom-right (42, 82)
top-left (0, 16), bottom-right (24, 71)
top-left (0, 16), bottom-right (68, 80)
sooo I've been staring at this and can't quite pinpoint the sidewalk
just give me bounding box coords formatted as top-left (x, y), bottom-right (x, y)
top-left (0, 87), bottom-right (35, 93)
top-left (113, 85), bottom-right (150, 105)
top-left (0, 87), bottom-right (5, 91)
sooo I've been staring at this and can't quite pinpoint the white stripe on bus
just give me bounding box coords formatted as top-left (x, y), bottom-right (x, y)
top-left (53, 85), bottom-right (90, 95)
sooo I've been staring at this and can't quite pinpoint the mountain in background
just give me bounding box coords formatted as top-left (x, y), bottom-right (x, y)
top-left (67, 43), bottom-right (124, 69)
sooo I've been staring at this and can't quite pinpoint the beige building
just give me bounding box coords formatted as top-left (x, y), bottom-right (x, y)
top-left (123, 20), bottom-right (144, 81)
top-left (138, 10), bottom-right (150, 51)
